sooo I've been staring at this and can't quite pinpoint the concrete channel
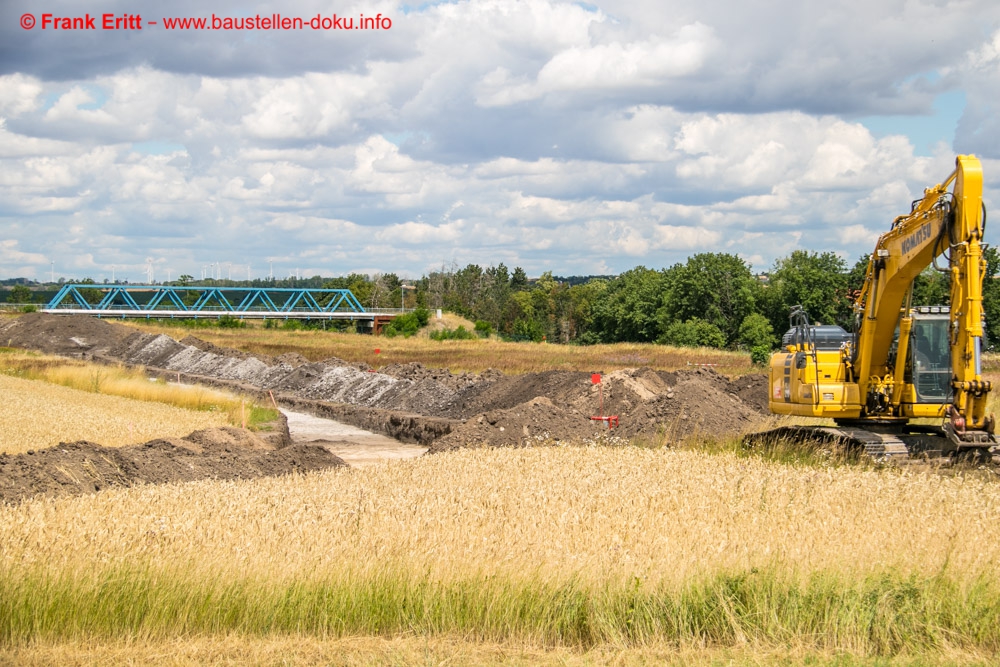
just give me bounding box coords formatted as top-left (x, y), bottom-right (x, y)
top-left (281, 409), bottom-right (427, 467)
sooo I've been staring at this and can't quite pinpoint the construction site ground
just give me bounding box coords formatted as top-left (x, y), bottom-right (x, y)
top-left (0, 313), bottom-right (769, 502)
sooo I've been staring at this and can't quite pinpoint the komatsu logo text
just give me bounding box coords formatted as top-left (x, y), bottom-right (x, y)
top-left (901, 222), bottom-right (932, 255)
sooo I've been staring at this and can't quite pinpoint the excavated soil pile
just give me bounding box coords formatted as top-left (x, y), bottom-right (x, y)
top-left (429, 367), bottom-right (766, 452)
top-left (1, 314), bottom-right (770, 456)
top-left (0, 311), bottom-right (132, 355)
top-left (0, 427), bottom-right (346, 505)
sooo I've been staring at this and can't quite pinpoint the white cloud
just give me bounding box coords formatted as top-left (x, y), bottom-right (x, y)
top-left (2, 0), bottom-right (999, 279)
top-left (537, 23), bottom-right (716, 91)
top-left (0, 239), bottom-right (46, 264)
top-left (653, 224), bottom-right (722, 249)
top-left (242, 72), bottom-right (383, 139)
top-left (376, 220), bottom-right (464, 244)
top-left (0, 74), bottom-right (43, 116)
top-left (478, 22), bottom-right (716, 105)
top-left (43, 87), bottom-right (115, 125)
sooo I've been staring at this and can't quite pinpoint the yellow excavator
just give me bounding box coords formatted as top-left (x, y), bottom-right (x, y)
top-left (757, 155), bottom-right (996, 461)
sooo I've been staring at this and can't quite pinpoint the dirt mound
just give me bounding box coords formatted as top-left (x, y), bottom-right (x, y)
top-left (380, 362), bottom-right (481, 391)
top-left (274, 352), bottom-right (311, 367)
top-left (0, 312), bottom-right (132, 355)
top-left (613, 369), bottom-right (763, 441)
top-left (0, 426), bottom-right (346, 505)
top-left (180, 335), bottom-right (256, 361)
top-left (431, 367), bottom-right (765, 451)
top-left (430, 397), bottom-right (599, 452)
top-left (3, 314), bottom-right (772, 455)
top-left (729, 374), bottom-right (770, 413)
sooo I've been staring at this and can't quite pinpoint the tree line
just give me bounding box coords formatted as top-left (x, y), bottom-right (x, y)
top-left (7, 248), bottom-right (1000, 352)
top-left (323, 249), bottom-right (1000, 353)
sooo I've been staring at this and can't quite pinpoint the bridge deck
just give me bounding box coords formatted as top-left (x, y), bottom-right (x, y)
top-left (42, 284), bottom-right (408, 321)
top-left (40, 308), bottom-right (403, 320)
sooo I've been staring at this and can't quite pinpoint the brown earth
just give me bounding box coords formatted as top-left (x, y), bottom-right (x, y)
top-left (0, 314), bottom-right (771, 498)
top-left (0, 425), bottom-right (346, 505)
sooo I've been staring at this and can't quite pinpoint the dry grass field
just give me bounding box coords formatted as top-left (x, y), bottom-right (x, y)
top-left (125, 320), bottom-right (755, 375)
top-left (0, 349), bottom-right (276, 454)
top-left (6, 635), bottom-right (990, 666)
top-left (2, 446), bottom-right (1000, 662)
top-left (0, 373), bottom-right (229, 454)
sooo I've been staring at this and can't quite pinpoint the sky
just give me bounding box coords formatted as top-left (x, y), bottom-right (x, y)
top-left (2, 0), bottom-right (1000, 282)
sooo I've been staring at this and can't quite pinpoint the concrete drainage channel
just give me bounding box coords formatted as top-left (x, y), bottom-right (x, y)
top-left (281, 409), bottom-right (427, 467)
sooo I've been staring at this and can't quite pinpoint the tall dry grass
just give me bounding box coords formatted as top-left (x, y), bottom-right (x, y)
top-left (2, 446), bottom-right (999, 654)
top-left (0, 348), bottom-right (277, 438)
top-left (0, 373), bottom-right (228, 454)
top-left (7, 634), bottom-right (988, 666)
top-left (125, 320), bottom-right (755, 375)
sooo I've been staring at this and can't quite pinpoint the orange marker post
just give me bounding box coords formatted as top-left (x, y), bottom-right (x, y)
top-left (589, 372), bottom-right (619, 430)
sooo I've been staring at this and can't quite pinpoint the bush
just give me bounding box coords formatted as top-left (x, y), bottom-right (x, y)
top-left (738, 313), bottom-right (776, 350)
top-left (177, 319), bottom-right (215, 329)
top-left (384, 309), bottom-right (431, 338)
top-left (7, 285), bottom-right (32, 304)
top-left (510, 319), bottom-right (545, 343)
top-left (658, 318), bottom-right (726, 348)
top-left (574, 331), bottom-right (603, 346)
top-left (20, 304), bottom-right (38, 313)
top-left (430, 326), bottom-right (478, 341)
top-left (218, 315), bottom-right (246, 328)
top-left (474, 320), bottom-right (493, 338)
top-left (751, 344), bottom-right (772, 366)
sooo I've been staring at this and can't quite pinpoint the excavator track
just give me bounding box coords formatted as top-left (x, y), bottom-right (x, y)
top-left (743, 425), bottom-right (999, 464)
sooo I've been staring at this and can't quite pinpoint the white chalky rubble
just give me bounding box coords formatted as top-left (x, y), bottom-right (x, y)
top-left (112, 332), bottom-right (459, 414)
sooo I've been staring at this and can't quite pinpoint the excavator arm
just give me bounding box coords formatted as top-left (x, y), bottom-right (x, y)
top-left (947, 157), bottom-right (993, 436)
top-left (853, 155), bottom-right (991, 438)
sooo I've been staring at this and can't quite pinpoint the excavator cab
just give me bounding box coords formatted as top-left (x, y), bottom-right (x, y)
top-left (906, 309), bottom-right (951, 403)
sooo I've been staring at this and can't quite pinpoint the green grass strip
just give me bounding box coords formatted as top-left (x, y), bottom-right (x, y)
top-left (1, 567), bottom-right (998, 655)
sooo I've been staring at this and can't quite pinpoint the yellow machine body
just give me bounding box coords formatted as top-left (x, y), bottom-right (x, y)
top-left (766, 155), bottom-right (993, 455)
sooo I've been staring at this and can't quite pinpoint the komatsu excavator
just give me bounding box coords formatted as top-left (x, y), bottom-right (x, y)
top-left (756, 155), bottom-right (996, 461)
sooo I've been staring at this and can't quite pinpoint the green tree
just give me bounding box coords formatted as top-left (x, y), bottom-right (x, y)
top-left (737, 312), bottom-right (776, 350)
top-left (590, 267), bottom-right (669, 342)
top-left (384, 308), bottom-right (430, 338)
top-left (846, 255), bottom-right (869, 299)
top-left (77, 278), bottom-right (103, 305)
top-left (765, 251), bottom-right (849, 333)
top-left (510, 266), bottom-right (529, 290)
top-left (658, 317), bottom-right (726, 348)
top-left (982, 247), bottom-right (1000, 348)
top-left (661, 253), bottom-right (760, 345)
top-left (7, 285), bottom-right (32, 304)
top-left (511, 318), bottom-right (545, 342)
top-left (911, 266), bottom-right (951, 307)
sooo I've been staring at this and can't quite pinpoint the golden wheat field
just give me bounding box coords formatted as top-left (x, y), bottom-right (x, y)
top-left (4, 447), bottom-right (999, 585)
top-left (0, 373), bottom-right (229, 454)
top-left (3, 446), bottom-right (1000, 663)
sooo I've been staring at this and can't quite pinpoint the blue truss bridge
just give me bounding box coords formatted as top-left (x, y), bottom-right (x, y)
top-left (43, 284), bottom-right (402, 329)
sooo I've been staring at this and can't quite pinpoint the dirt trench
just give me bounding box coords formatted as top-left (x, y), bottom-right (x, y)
top-left (0, 314), bottom-right (770, 498)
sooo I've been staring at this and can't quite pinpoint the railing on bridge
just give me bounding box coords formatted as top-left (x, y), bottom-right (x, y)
top-left (42, 284), bottom-right (386, 320)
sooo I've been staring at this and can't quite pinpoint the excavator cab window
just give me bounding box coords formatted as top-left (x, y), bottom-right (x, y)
top-left (908, 316), bottom-right (950, 402)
